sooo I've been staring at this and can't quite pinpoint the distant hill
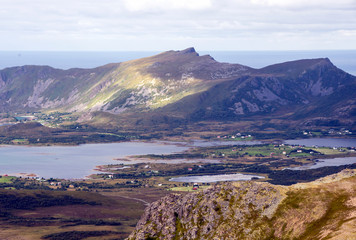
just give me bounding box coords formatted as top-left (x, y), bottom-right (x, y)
top-left (1, 48), bottom-right (355, 130)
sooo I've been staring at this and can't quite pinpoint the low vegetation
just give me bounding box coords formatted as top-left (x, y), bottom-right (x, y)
top-left (129, 170), bottom-right (356, 240)
top-left (0, 187), bottom-right (169, 240)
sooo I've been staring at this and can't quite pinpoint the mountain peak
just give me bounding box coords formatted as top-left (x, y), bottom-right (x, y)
top-left (150, 47), bottom-right (199, 60)
top-left (258, 57), bottom-right (336, 76)
top-left (178, 47), bottom-right (198, 55)
top-left (316, 57), bottom-right (334, 67)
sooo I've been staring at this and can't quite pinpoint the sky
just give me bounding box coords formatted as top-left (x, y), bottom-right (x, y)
top-left (1, 0), bottom-right (356, 51)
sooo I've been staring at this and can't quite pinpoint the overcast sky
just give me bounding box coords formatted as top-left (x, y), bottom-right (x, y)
top-left (1, 0), bottom-right (356, 51)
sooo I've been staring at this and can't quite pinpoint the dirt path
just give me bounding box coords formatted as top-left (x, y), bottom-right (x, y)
top-left (118, 196), bottom-right (150, 206)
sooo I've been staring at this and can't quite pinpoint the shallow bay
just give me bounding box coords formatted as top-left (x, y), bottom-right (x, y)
top-left (0, 142), bottom-right (188, 179)
top-left (0, 138), bottom-right (355, 179)
top-left (169, 173), bottom-right (264, 183)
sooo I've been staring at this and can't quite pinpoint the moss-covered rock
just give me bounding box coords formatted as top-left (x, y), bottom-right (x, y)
top-left (128, 169), bottom-right (356, 240)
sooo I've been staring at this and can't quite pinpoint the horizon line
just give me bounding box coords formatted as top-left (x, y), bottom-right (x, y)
top-left (1, 49), bottom-right (356, 52)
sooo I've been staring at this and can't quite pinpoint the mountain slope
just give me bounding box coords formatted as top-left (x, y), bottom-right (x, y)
top-left (128, 169), bottom-right (356, 240)
top-left (161, 58), bottom-right (356, 122)
top-left (0, 48), bottom-right (250, 113)
top-left (0, 48), bottom-right (355, 129)
top-left (0, 64), bottom-right (118, 112)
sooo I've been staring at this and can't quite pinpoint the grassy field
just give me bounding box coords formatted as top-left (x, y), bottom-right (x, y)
top-left (0, 176), bottom-right (16, 183)
top-left (182, 143), bottom-right (354, 160)
top-left (188, 144), bottom-right (313, 158)
top-left (0, 188), bottom-right (170, 240)
top-left (310, 147), bottom-right (348, 155)
top-left (169, 185), bottom-right (211, 192)
top-left (11, 138), bottom-right (29, 144)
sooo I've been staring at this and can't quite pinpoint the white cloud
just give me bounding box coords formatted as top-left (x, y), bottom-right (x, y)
top-left (250, 0), bottom-right (356, 8)
top-left (0, 0), bottom-right (355, 50)
top-left (123, 0), bottom-right (213, 12)
top-left (251, 0), bottom-right (356, 12)
top-left (337, 29), bottom-right (356, 36)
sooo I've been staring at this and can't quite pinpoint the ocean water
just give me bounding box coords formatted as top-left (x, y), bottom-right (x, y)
top-left (169, 173), bottom-right (264, 183)
top-left (0, 51), bottom-right (158, 71)
top-left (0, 50), bottom-right (355, 76)
top-left (0, 141), bottom-right (189, 179)
top-left (284, 138), bottom-right (356, 148)
top-left (287, 157), bottom-right (356, 171)
top-left (0, 138), bottom-right (354, 179)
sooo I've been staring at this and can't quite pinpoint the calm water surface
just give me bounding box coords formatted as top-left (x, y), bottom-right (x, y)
top-left (284, 138), bottom-right (356, 170)
top-left (170, 173), bottom-right (264, 183)
top-left (0, 138), bottom-right (355, 179)
top-left (0, 140), bottom-right (259, 179)
top-left (287, 157), bottom-right (356, 170)
top-left (190, 140), bottom-right (262, 147)
top-left (0, 142), bottom-right (188, 179)
top-left (284, 138), bottom-right (356, 148)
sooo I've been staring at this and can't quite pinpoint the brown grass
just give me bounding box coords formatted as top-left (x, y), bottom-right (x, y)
top-left (0, 188), bottom-right (170, 240)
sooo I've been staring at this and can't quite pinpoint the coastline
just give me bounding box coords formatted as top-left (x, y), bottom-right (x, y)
top-left (1, 137), bottom-right (355, 180)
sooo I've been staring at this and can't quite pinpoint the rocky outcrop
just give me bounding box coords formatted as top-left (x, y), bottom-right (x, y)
top-left (128, 181), bottom-right (287, 240)
top-left (128, 170), bottom-right (356, 240)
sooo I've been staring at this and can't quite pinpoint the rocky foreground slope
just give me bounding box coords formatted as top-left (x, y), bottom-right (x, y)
top-left (128, 169), bottom-right (356, 240)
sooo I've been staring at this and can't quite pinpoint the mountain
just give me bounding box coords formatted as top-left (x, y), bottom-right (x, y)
top-left (128, 169), bottom-right (356, 240)
top-left (0, 48), bottom-right (355, 130)
top-left (0, 48), bottom-right (249, 113)
top-left (161, 58), bottom-right (356, 122)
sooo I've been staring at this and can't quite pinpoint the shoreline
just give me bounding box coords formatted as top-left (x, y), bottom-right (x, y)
top-left (1, 138), bottom-right (355, 180)
top-left (0, 135), bottom-right (355, 148)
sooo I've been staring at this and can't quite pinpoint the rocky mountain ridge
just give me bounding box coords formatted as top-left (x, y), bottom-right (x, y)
top-left (1, 48), bottom-right (355, 129)
top-left (128, 169), bottom-right (356, 240)
top-left (0, 48), bottom-right (249, 113)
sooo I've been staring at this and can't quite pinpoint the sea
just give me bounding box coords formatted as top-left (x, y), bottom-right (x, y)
top-left (0, 138), bottom-right (355, 179)
top-left (0, 50), bottom-right (355, 76)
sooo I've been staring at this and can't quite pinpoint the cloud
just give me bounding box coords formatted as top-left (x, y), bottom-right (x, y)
top-left (250, 0), bottom-right (356, 9)
top-left (338, 29), bottom-right (356, 36)
top-left (0, 0), bottom-right (355, 50)
top-left (123, 0), bottom-right (213, 12)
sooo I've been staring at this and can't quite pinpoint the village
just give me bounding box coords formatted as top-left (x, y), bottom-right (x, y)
top-left (2, 141), bottom-right (353, 195)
